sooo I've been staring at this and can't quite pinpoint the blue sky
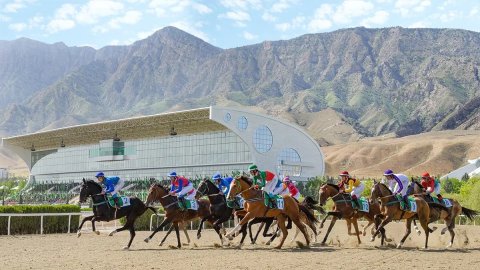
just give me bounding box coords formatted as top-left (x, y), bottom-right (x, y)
top-left (1, 0), bottom-right (479, 49)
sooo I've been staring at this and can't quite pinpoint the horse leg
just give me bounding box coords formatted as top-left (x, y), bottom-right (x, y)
top-left (77, 215), bottom-right (94, 237)
top-left (321, 215), bottom-right (338, 245)
top-left (91, 218), bottom-right (101, 235)
top-left (397, 218), bottom-right (412, 249)
top-left (291, 214), bottom-right (310, 247)
top-left (362, 220), bottom-right (373, 236)
top-left (180, 222), bottom-right (191, 245)
top-left (239, 223), bottom-right (248, 246)
top-left (319, 213), bottom-right (330, 229)
top-left (273, 215), bottom-right (288, 249)
top-left (412, 219), bottom-right (421, 235)
top-left (144, 218), bottom-right (172, 243)
top-left (159, 224), bottom-right (175, 246)
top-left (197, 216), bottom-right (210, 239)
top-left (263, 218), bottom-right (275, 237)
top-left (251, 220), bottom-right (264, 244)
top-left (351, 218), bottom-right (362, 244)
top-left (226, 212), bottom-right (253, 240)
top-left (266, 226), bottom-right (280, 246)
top-left (125, 226), bottom-right (135, 250)
top-left (174, 223), bottom-right (182, 248)
top-left (371, 215), bottom-right (392, 242)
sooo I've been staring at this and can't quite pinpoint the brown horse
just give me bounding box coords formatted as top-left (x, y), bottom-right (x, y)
top-left (225, 175), bottom-right (316, 249)
top-left (409, 179), bottom-right (478, 247)
top-left (143, 184), bottom-right (214, 248)
top-left (318, 183), bottom-right (389, 245)
top-left (370, 181), bottom-right (435, 248)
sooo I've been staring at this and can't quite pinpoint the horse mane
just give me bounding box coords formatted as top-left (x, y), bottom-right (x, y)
top-left (204, 178), bottom-right (220, 192)
top-left (236, 175), bottom-right (252, 186)
top-left (326, 183), bottom-right (339, 191)
top-left (85, 179), bottom-right (101, 188)
top-left (377, 182), bottom-right (392, 195)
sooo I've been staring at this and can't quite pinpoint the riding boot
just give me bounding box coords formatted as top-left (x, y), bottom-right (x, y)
top-left (437, 194), bottom-right (444, 201)
top-left (353, 198), bottom-right (361, 209)
top-left (113, 197), bottom-right (121, 209)
top-left (179, 197), bottom-right (187, 210)
top-left (403, 195), bottom-right (410, 210)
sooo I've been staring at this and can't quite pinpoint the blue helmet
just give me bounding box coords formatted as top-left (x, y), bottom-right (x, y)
top-left (95, 172), bottom-right (104, 178)
top-left (168, 171), bottom-right (177, 177)
top-left (212, 172), bottom-right (222, 180)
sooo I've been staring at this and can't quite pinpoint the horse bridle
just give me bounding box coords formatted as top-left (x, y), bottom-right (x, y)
top-left (196, 180), bottom-right (223, 197)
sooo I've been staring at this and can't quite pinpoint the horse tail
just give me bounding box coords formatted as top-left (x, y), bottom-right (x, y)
top-left (304, 196), bottom-right (318, 205)
top-left (461, 207), bottom-right (478, 221)
top-left (427, 202), bottom-right (449, 213)
top-left (302, 196), bottom-right (325, 214)
top-left (299, 204), bottom-right (318, 224)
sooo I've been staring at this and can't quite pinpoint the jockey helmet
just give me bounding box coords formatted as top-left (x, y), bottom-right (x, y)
top-left (422, 172), bottom-right (430, 178)
top-left (283, 176), bottom-right (291, 182)
top-left (339, 171), bottom-right (349, 177)
top-left (95, 172), bottom-right (104, 178)
top-left (248, 164), bottom-right (258, 171)
top-left (383, 169), bottom-right (394, 176)
top-left (212, 172), bottom-right (222, 180)
top-left (168, 171), bottom-right (177, 177)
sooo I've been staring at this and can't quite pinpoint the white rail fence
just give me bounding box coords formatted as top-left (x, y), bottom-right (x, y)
top-left (1, 212), bottom-right (477, 236)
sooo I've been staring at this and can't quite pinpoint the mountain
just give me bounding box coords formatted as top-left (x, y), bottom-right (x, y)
top-left (0, 26), bottom-right (479, 145)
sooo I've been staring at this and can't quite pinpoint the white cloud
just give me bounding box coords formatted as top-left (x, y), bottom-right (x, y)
top-left (170, 20), bottom-right (209, 41)
top-left (275, 16), bottom-right (305, 32)
top-left (332, 0), bottom-right (375, 24)
top-left (271, 0), bottom-right (298, 13)
top-left (221, 10), bottom-right (251, 21)
top-left (307, 4), bottom-right (333, 32)
top-left (76, 0), bottom-right (124, 24)
top-left (243, 31), bottom-right (258, 40)
top-left (9, 22), bottom-right (27, 31)
top-left (438, 11), bottom-right (460, 23)
top-left (361, 10), bottom-right (389, 26)
top-left (55, 4), bottom-right (76, 20)
top-left (93, 10), bottom-right (143, 33)
top-left (395, 0), bottom-right (431, 17)
top-left (46, 19), bottom-right (76, 33)
top-left (469, 7), bottom-right (479, 17)
top-left (408, 21), bottom-right (428, 28)
top-left (3, 0), bottom-right (35, 13)
top-left (0, 14), bottom-right (11, 22)
top-left (262, 12), bottom-right (276, 22)
top-left (192, 3), bottom-right (212, 14)
top-left (220, 0), bottom-right (262, 10)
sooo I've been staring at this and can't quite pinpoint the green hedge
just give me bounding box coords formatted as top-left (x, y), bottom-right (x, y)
top-left (0, 205), bottom-right (81, 235)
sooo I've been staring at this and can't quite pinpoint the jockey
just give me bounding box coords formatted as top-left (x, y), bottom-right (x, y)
top-left (338, 171), bottom-right (364, 209)
top-left (212, 172), bottom-right (233, 196)
top-left (95, 172), bottom-right (125, 209)
top-left (248, 164), bottom-right (282, 207)
top-left (279, 176), bottom-right (300, 200)
top-left (383, 169), bottom-right (411, 209)
top-left (421, 172), bottom-right (443, 201)
top-left (168, 171), bottom-right (196, 206)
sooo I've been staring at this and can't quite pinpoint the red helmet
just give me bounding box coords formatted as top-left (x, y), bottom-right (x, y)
top-left (421, 172), bottom-right (430, 178)
top-left (339, 171), bottom-right (349, 176)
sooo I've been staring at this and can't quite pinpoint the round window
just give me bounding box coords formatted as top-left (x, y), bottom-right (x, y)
top-left (237, 116), bottom-right (248, 131)
top-left (277, 148), bottom-right (302, 176)
top-left (253, 125), bottom-right (273, 153)
top-left (224, 113), bottom-right (231, 122)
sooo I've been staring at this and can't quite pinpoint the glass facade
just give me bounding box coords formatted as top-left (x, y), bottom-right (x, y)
top-left (237, 116), bottom-right (248, 131)
top-left (253, 125), bottom-right (273, 153)
top-left (277, 148), bottom-right (302, 177)
top-left (31, 131), bottom-right (251, 183)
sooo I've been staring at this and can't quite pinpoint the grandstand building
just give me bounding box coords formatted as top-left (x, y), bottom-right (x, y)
top-left (1, 107), bottom-right (324, 184)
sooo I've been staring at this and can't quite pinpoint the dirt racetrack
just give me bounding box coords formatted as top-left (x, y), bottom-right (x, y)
top-left (2, 220), bottom-right (480, 270)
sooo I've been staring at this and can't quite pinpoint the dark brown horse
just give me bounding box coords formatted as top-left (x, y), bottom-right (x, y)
top-left (409, 179), bottom-right (478, 247)
top-left (225, 175), bottom-right (316, 249)
top-left (370, 181), bottom-right (434, 248)
top-left (77, 179), bottom-right (157, 249)
top-left (318, 183), bottom-right (389, 245)
top-left (144, 184), bottom-right (214, 248)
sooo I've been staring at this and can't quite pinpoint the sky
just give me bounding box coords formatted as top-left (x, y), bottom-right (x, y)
top-left (1, 0), bottom-right (479, 49)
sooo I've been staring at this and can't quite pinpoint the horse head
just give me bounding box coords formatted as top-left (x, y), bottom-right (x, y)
top-left (370, 180), bottom-right (391, 202)
top-left (79, 178), bottom-right (102, 203)
top-left (227, 175), bottom-right (252, 201)
top-left (318, 184), bottom-right (339, 206)
top-left (408, 178), bottom-right (423, 195)
top-left (146, 183), bottom-right (169, 206)
top-left (195, 178), bottom-right (219, 199)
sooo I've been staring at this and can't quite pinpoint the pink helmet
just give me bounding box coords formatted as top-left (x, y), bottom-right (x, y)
top-left (283, 176), bottom-right (291, 182)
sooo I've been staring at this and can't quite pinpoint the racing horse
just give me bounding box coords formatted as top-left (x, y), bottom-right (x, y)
top-left (77, 179), bottom-right (157, 249)
top-left (144, 183), bottom-right (214, 248)
top-left (317, 183), bottom-right (389, 245)
top-left (370, 181), bottom-right (443, 249)
top-left (408, 179), bottom-right (478, 247)
top-left (225, 175), bottom-right (316, 249)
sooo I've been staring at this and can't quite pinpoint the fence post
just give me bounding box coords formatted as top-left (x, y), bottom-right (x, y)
top-left (68, 214), bottom-right (71, 233)
top-left (40, 215), bottom-right (44, 234)
top-left (8, 216), bottom-right (11, 235)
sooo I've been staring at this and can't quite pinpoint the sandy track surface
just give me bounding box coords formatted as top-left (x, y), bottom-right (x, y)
top-left (2, 220), bottom-right (480, 270)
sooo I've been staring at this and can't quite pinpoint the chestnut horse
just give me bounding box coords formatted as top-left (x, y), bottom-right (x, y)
top-left (409, 179), bottom-right (478, 247)
top-left (143, 184), bottom-right (214, 248)
top-left (225, 175), bottom-right (316, 249)
top-left (317, 183), bottom-right (389, 245)
top-left (370, 181), bottom-right (435, 248)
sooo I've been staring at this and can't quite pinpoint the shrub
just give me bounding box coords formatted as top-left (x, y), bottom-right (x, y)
top-left (0, 204), bottom-right (80, 235)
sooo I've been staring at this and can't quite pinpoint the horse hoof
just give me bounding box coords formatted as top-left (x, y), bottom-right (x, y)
top-left (274, 246), bottom-right (282, 249)
top-left (144, 238), bottom-right (150, 243)
top-left (446, 242), bottom-right (453, 248)
top-left (108, 231), bottom-right (115, 237)
top-left (385, 238), bottom-right (393, 243)
top-left (94, 231), bottom-right (100, 235)
top-left (221, 228), bottom-right (226, 235)
top-left (396, 243), bottom-right (403, 249)
top-left (77, 232), bottom-right (81, 238)
top-left (370, 237), bottom-right (375, 242)
top-left (197, 234), bottom-right (201, 240)
top-left (123, 246), bottom-right (129, 250)
top-left (265, 241), bottom-right (271, 246)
